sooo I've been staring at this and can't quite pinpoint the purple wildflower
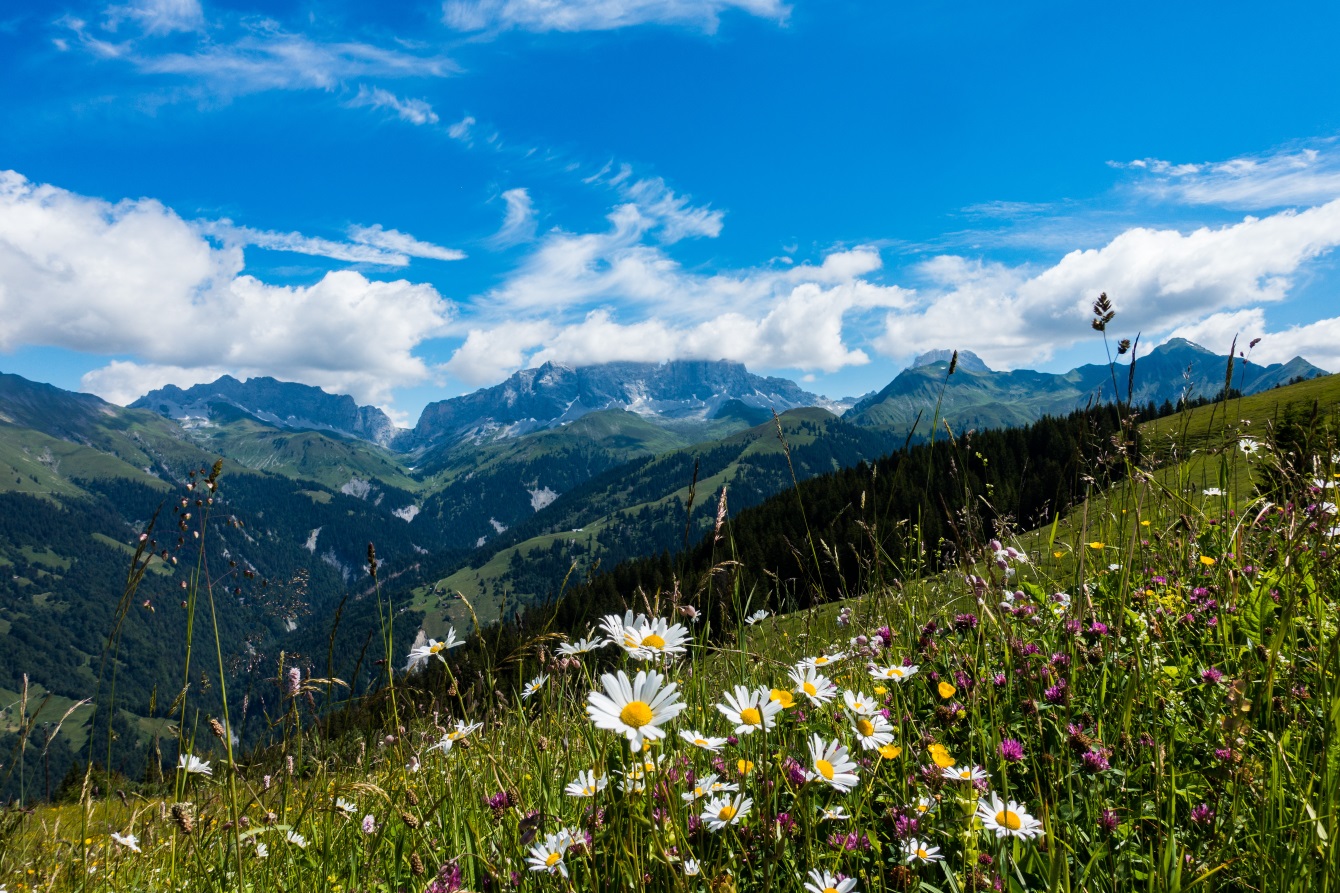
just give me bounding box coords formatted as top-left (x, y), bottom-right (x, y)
top-left (1200, 667), bottom-right (1225, 685)
top-left (1099, 809), bottom-right (1119, 833)
top-left (998, 739), bottom-right (1025, 762)
top-left (1082, 749), bottom-right (1110, 772)
top-left (1190, 803), bottom-right (1215, 826)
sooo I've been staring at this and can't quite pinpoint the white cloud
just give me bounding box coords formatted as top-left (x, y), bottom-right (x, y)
top-left (196, 220), bottom-right (464, 266)
top-left (346, 84), bottom-right (440, 125)
top-left (346, 224), bottom-right (466, 262)
top-left (451, 196), bottom-right (908, 380)
top-left (118, 26), bottom-right (456, 97)
top-left (621, 177), bottom-right (723, 242)
top-left (200, 221), bottom-right (408, 265)
top-left (104, 0), bottom-right (204, 35)
top-left (447, 114), bottom-right (476, 141)
top-left (1248, 315), bottom-right (1340, 371)
top-left (443, 0), bottom-right (789, 34)
top-left (491, 188), bottom-right (537, 246)
top-left (0, 170), bottom-right (453, 406)
top-left (873, 200), bottom-right (1340, 369)
top-left (1118, 141), bottom-right (1340, 209)
top-left (1164, 309), bottom-right (1268, 357)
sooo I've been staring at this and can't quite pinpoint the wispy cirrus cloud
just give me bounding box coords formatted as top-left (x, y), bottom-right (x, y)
top-left (1114, 140), bottom-right (1340, 209)
top-left (199, 220), bottom-right (464, 266)
top-left (102, 0), bottom-right (204, 35)
top-left (491, 188), bottom-right (537, 246)
top-left (57, 13), bottom-right (457, 99)
top-left (346, 84), bottom-right (440, 125)
top-left (443, 0), bottom-right (790, 34)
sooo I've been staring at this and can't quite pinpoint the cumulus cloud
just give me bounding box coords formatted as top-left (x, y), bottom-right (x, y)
top-left (347, 84), bottom-right (440, 125)
top-left (0, 170), bottom-right (453, 405)
top-left (443, 0), bottom-right (790, 34)
top-left (491, 188), bottom-right (537, 246)
top-left (1118, 141), bottom-right (1340, 210)
top-left (449, 187), bottom-right (907, 383)
top-left (875, 200), bottom-right (1340, 369)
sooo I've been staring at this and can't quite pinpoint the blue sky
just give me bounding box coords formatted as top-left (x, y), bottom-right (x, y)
top-left (2, 0), bottom-right (1340, 425)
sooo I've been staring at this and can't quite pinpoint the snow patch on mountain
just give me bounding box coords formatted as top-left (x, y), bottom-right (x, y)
top-left (393, 505), bottom-right (420, 522)
top-left (341, 478), bottom-right (372, 499)
top-left (529, 486), bottom-right (558, 511)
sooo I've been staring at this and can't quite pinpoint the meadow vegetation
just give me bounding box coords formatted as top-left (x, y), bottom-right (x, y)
top-left (1, 315), bottom-right (1337, 892)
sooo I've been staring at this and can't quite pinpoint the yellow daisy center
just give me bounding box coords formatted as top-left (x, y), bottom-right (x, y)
top-left (429, 643), bottom-right (443, 654)
top-left (996, 809), bottom-right (1022, 830)
top-left (824, 887), bottom-right (838, 893)
top-left (916, 803), bottom-right (929, 812)
top-left (916, 848), bottom-right (929, 859)
top-left (815, 759), bottom-right (835, 780)
top-left (643, 633), bottom-right (666, 649)
top-left (890, 668), bottom-right (903, 677)
top-left (958, 769), bottom-right (972, 778)
top-left (695, 738), bottom-right (709, 746)
top-left (545, 852), bottom-right (562, 867)
top-left (694, 786), bottom-right (705, 797)
top-left (739, 707), bottom-right (762, 726)
top-left (718, 805), bottom-right (736, 821)
top-left (814, 656), bottom-right (828, 665)
top-left (856, 718), bottom-right (875, 737)
top-left (803, 681), bottom-right (817, 696)
top-left (620, 700), bottom-right (654, 728)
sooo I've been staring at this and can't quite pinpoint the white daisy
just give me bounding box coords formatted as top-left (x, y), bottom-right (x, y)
top-left (427, 720), bottom-right (483, 754)
top-left (868, 662), bottom-right (919, 683)
top-left (177, 754), bottom-right (211, 776)
top-left (943, 764), bottom-right (989, 783)
top-left (521, 674), bottom-right (549, 699)
top-left (819, 806), bottom-right (850, 821)
top-left (903, 837), bottom-right (943, 863)
top-left (679, 729), bottom-right (728, 752)
top-left (405, 629), bottom-right (462, 671)
top-left (526, 830), bottom-right (574, 878)
top-left (701, 792), bottom-right (752, 832)
top-left (745, 609), bottom-right (770, 625)
top-left (803, 869), bottom-right (857, 893)
top-left (976, 792), bottom-right (1044, 839)
top-left (586, 668), bottom-right (686, 752)
top-left (1239, 438), bottom-right (1261, 455)
top-left (110, 832), bottom-right (140, 852)
top-left (681, 773), bottom-right (737, 802)
top-left (911, 796), bottom-right (936, 816)
top-left (850, 711), bottom-right (895, 750)
top-left (805, 734), bottom-right (860, 793)
top-left (1203, 487), bottom-right (1224, 497)
top-left (335, 798), bottom-right (356, 815)
top-left (254, 841), bottom-right (269, 859)
top-left (683, 858), bottom-right (701, 876)
top-left (599, 611), bottom-right (650, 647)
top-left (285, 830), bottom-right (308, 848)
top-left (558, 635), bottom-right (604, 656)
top-left (798, 651), bottom-right (846, 671)
top-left (564, 770), bottom-right (607, 798)
top-left (841, 690), bottom-right (876, 716)
top-left (789, 666), bottom-right (838, 705)
top-left (620, 617), bottom-right (691, 661)
top-left (716, 684), bottom-right (783, 735)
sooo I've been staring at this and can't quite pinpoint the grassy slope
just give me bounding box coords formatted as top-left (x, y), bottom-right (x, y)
top-left (411, 408), bottom-right (836, 633)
